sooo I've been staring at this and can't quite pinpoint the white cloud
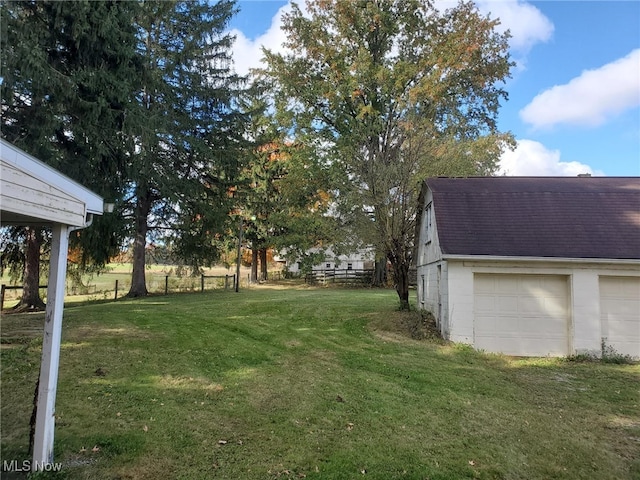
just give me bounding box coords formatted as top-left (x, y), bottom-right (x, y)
top-left (229, 3), bottom-right (293, 77)
top-left (498, 139), bottom-right (602, 176)
top-left (520, 49), bottom-right (640, 129)
top-left (475, 0), bottom-right (554, 54)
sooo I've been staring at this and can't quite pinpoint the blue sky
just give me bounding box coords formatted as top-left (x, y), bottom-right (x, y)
top-left (228, 1), bottom-right (640, 177)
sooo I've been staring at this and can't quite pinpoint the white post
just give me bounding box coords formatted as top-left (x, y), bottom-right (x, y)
top-left (32, 224), bottom-right (70, 471)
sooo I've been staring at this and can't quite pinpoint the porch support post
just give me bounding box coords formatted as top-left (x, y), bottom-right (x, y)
top-left (32, 224), bottom-right (70, 471)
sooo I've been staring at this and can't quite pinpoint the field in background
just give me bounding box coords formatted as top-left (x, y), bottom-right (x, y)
top-left (1, 287), bottom-right (638, 479)
top-left (1, 263), bottom-right (273, 308)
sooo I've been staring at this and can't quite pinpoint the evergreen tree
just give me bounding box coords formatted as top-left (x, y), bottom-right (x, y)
top-left (124, 0), bottom-right (246, 296)
top-left (1, 1), bottom-right (247, 299)
top-left (1, 0), bottom-right (139, 309)
top-left (236, 85), bottom-right (338, 280)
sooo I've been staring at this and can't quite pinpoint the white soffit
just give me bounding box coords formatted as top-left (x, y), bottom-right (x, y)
top-left (0, 139), bottom-right (103, 226)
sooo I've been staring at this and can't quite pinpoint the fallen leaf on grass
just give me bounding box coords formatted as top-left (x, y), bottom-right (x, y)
top-left (347, 422), bottom-right (354, 431)
top-left (218, 440), bottom-right (227, 445)
top-left (92, 445), bottom-right (100, 453)
top-left (143, 425), bottom-right (149, 432)
top-left (79, 447), bottom-right (87, 453)
top-left (468, 460), bottom-right (475, 466)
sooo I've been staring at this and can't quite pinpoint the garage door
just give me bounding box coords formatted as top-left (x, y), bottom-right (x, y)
top-left (600, 276), bottom-right (640, 358)
top-left (474, 274), bottom-right (570, 356)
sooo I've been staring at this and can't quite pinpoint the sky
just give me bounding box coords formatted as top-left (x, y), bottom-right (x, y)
top-left (227, 0), bottom-right (640, 177)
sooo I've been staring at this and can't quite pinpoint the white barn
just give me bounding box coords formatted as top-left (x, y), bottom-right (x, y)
top-left (1, 138), bottom-right (105, 470)
top-left (415, 177), bottom-right (640, 358)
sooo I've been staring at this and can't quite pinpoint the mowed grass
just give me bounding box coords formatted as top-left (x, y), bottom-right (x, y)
top-left (1, 287), bottom-right (639, 479)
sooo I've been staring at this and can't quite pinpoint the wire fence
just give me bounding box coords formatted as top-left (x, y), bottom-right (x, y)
top-left (1, 273), bottom-right (239, 309)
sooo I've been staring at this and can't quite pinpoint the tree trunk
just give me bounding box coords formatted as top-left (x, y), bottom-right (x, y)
top-left (390, 255), bottom-right (410, 310)
top-left (250, 244), bottom-right (258, 283)
top-left (14, 227), bottom-right (46, 312)
top-left (127, 189), bottom-right (152, 297)
top-left (372, 256), bottom-right (387, 287)
top-left (260, 248), bottom-right (268, 281)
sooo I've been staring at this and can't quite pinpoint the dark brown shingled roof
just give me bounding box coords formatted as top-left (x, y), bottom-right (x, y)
top-left (425, 177), bottom-right (640, 259)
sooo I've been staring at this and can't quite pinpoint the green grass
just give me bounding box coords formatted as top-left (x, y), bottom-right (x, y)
top-left (1, 287), bottom-right (639, 479)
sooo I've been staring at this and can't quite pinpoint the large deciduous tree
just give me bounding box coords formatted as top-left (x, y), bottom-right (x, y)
top-left (262, 0), bottom-right (514, 308)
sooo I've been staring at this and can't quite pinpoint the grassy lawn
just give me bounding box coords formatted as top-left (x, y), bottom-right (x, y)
top-left (1, 287), bottom-right (638, 479)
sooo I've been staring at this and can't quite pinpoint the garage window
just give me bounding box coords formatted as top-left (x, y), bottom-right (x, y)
top-left (424, 203), bottom-right (432, 243)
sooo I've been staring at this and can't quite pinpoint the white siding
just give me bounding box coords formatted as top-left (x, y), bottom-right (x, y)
top-left (446, 261), bottom-right (474, 343)
top-left (572, 270), bottom-right (601, 357)
top-left (284, 248), bottom-right (374, 273)
top-left (419, 256), bottom-right (640, 357)
top-left (416, 188), bottom-right (448, 334)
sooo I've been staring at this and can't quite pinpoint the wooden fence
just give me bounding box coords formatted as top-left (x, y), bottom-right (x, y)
top-left (304, 268), bottom-right (417, 287)
top-left (305, 268), bottom-right (374, 286)
top-left (1, 274), bottom-right (237, 309)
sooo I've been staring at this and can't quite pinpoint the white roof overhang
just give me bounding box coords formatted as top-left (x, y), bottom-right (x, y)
top-left (0, 138), bottom-right (104, 226)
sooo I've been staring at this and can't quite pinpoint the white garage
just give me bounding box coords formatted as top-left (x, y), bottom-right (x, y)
top-left (474, 274), bottom-right (570, 356)
top-left (600, 276), bottom-right (640, 358)
top-left (415, 177), bottom-right (640, 358)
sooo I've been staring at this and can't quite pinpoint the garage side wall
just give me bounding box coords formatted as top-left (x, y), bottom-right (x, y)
top-left (415, 188), bottom-right (450, 334)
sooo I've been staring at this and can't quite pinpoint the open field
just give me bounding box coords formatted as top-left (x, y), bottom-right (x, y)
top-left (1, 287), bottom-right (639, 479)
top-left (0, 264), bottom-right (259, 308)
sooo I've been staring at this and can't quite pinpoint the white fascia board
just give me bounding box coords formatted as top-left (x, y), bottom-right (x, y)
top-left (0, 138), bottom-right (104, 216)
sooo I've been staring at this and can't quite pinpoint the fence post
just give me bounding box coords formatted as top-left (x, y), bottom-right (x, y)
top-left (1, 284), bottom-right (5, 310)
top-left (165, 275), bottom-right (169, 295)
top-left (114, 280), bottom-right (118, 301)
top-left (201, 275), bottom-right (205, 292)
top-left (225, 275), bottom-right (229, 290)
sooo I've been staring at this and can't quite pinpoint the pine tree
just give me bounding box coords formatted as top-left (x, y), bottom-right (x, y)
top-left (124, 0), bottom-right (246, 296)
top-left (1, 0), bottom-right (139, 309)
